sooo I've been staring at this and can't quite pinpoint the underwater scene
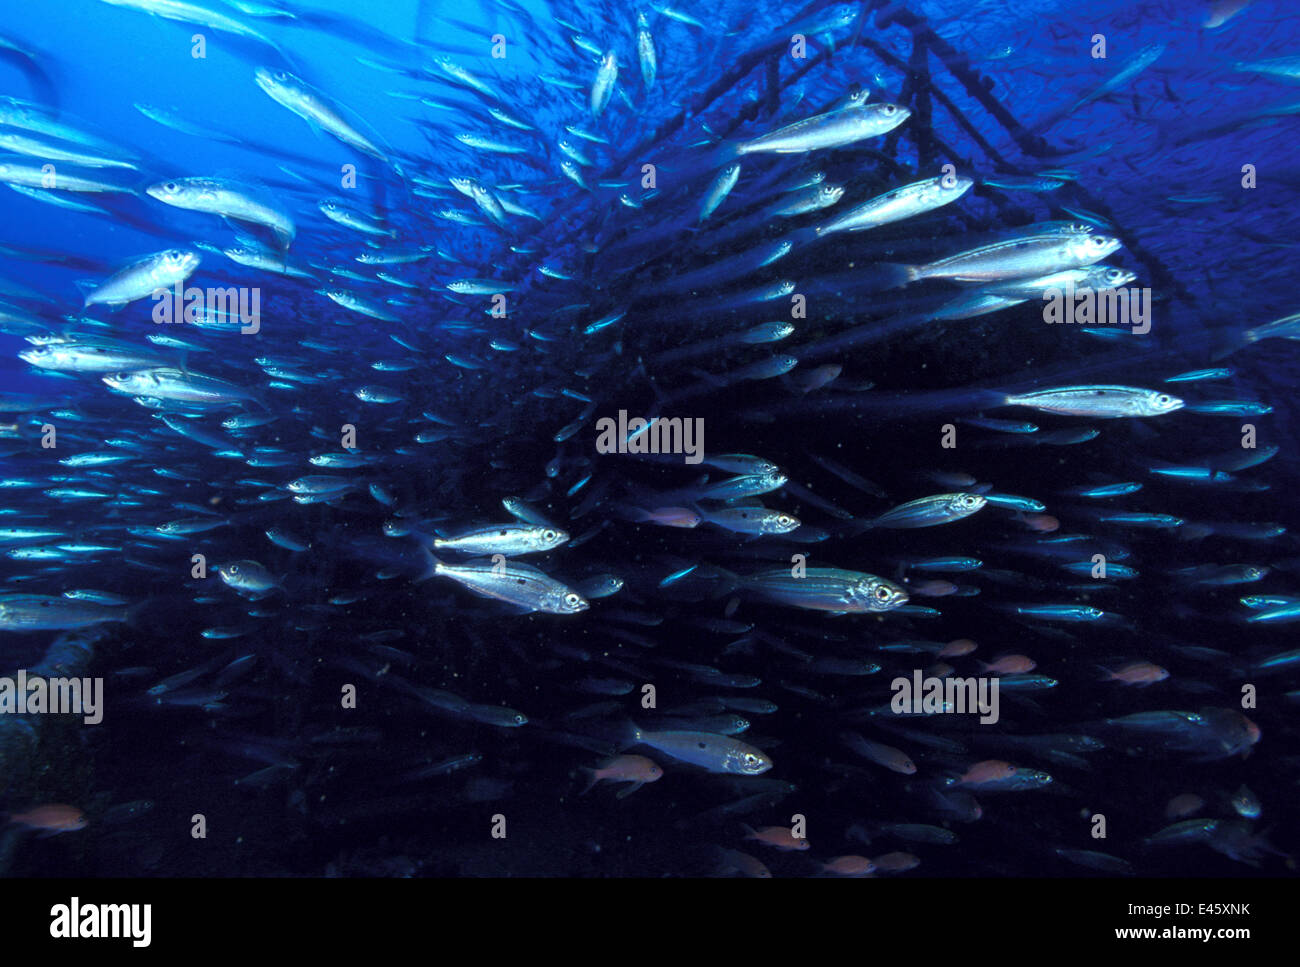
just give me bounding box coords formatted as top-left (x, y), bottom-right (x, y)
top-left (0, 0), bottom-right (1297, 884)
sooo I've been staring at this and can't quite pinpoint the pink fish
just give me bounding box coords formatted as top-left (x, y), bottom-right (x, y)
top-left (580, 755), bottom-right (663, 798)
top-left (7, 804), bottom-right (87, 833)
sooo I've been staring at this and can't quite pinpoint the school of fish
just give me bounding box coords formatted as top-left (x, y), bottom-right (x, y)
top-left (0, 0), bottom-right (1296, 877)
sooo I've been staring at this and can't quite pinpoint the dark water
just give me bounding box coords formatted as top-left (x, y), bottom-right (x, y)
top-left (0, 0), bottom-right (1297, 879)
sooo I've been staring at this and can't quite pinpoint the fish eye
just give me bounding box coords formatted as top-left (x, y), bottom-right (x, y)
top-left (1156, 394), bottom-right (1173, 406)
top-left (164, 182), bottom-right (177, 191)
top-left (543, 529), bottom-right (557, 541)
top-left (1090, 236), bottom-right (1107, 247)
top-left (564, 593), bottom-right (581, 606)
top-left (874, 586), bottom-right (892, 600)
top-left (883, 104), bottom-right (896, 114)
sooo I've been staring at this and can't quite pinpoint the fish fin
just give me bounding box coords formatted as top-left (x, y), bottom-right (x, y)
top-left (614, 780), bottom-right (643, 800)
top-left (578, 767), bottom-right (599, 796)
top-left (713, 142), bottom-right (742, 165)
top-left (706, 564), bottom-right (743, 595)
top-left (617, 719), bottom-right (643, 751)
top-left (877, 263), bottom-right (920, 288)
top-left (1208, 329), bottom-right (1249, 361)
top-left (126, 599), bottom-right (148, 625)
top-left (412, 539), bottom-right (441, 583)
top-left (847, 3), bottom-right (868, 52)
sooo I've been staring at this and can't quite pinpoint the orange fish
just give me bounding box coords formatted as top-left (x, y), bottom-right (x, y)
top-left (1103, 661), bottom-right (1169, 686)
top-left (1165, 793), bottom-right (1204, 820)
top-left (843, 732), bottom-right (917, 775)
top-left (910, 579), bottom-right (957, 597)
top-left (8, 804), bottom-right (87, 833)
top-left (822, 855), bottom-right (875, 877)
top-left (872, 851), bottom-right (920, 872)
top-left (580, 754), bottom-right (663, 798)
top-left (957, 760), bottom-right (1017, 787)
top-left (981, 654), bottom-right (1036, 675)
top-left (1234, 712), bottom-right (1261, 754)
top-left (743, 824), bottom-right (810, 851)
top-left (631, 507), bottom-right (699, 528)
top-left (795, 364), bottom-right (841, 394)
top-left (939, 638), bottom-right (978, 658)
top-left (716, 848), bottom-right (772, 878)
top-left (1017, 512), bottom-right (1059, 533)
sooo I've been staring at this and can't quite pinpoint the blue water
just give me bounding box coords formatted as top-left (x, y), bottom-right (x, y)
top-left (0, 0), bottom-right (1296, 877)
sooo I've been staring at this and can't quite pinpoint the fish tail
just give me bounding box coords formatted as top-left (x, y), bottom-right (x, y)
top-left (982, 390), bottom-right (1018, 410)
top-left (791, 224), bottom-right (820, 246)
top-left (1209, 328), bottom-right (1250, 360)
top-left (708, 564), bottom-right (743, 595)
top-left (877, 263), bottom-right (921, 288)
top-left (413, 538), bottom-right (443, 582)
top-left (578, 767), bottom-right (600, 796)
top-left (622, 505), bottom-right (654, 524)
top-left (618, 719), bottom-right (644, 751)
top-left (713, 142), bottom-right (743, 165)
top-left (125, 600), bottom-right (149, 626)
